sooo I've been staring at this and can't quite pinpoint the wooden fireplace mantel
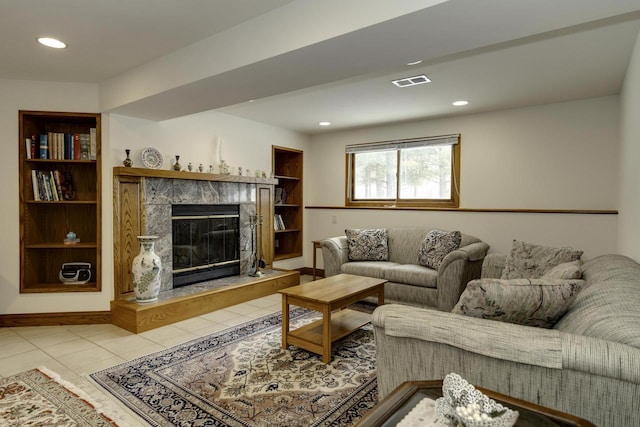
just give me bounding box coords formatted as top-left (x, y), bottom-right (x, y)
top-left (113, 166), bottom-right (278, 185)
top-left (112, 167), bottom-right (277, 301)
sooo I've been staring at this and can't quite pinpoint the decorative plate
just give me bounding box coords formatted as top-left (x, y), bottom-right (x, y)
top-left (140, 147), bottom-right (163, 169)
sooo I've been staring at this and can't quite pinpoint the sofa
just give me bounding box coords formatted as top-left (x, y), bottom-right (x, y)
top-left (320, 227), bottom-right (489, 311)
top-left (373, 253), bottom-right (640, 427)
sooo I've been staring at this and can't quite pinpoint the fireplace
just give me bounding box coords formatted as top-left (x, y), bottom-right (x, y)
top-left (172, 204), bottom-right (240, 288)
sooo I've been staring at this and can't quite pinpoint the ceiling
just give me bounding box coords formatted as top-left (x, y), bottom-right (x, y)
top-left (2, 0), bottom-right (640, 135)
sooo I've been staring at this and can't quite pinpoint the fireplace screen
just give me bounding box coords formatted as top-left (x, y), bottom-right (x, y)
top-left (172, 204), bottom-right (240, 287)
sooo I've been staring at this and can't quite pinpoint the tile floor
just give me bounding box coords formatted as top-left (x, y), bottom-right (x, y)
top-left (0, 276), bottom-right (312, 426)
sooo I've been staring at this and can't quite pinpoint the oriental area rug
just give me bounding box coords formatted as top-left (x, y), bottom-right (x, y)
top-left (0, 367), bottom-right (120, 426)
top-left (91, 305), bottom-right (378, 426)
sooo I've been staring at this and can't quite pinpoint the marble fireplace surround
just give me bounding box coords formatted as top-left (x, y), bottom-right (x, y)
top-left (115, 168), bottom-right (277, 293)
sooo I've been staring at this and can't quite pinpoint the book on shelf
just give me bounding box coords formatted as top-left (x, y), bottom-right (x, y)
top-left (73, 134), bottom-right (80, 159)
top-left (50, 170), bottom-right (62, 200)
top-left (274, 187), bottom-right (288, 204)
top-left (80, 134), bottom-right (91, 160)
top-left (39, 134), bottom-right (48, 159)
top-left (31, 170), bottom-right (40, 201)
top-left (25, 138), bottom-right (31, 159)
top-left (30, 169), bottom-right (76, 201)
top-left (89, 127), bottom-right (97, 160)
top-left (274, 214), bottom-right (286, 231)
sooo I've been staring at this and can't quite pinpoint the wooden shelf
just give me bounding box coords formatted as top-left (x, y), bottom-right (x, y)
top-left (19, 110), bottom-right (102, 293)
top-left (26, 243), bottom-right (98, 249)
top-left (273, 146), bottom-right (303, 261)
top-left (288, 309), bottom-right (371, 347)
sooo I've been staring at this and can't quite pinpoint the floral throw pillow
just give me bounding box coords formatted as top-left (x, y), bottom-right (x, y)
top-left (452, 278), bottom-right (585, 328)
top-left (542, 260), bottom-right (582, 280)
top-left (501, 240), bottom-right (583, 280)
top-left (417, 229), bottom-right (462, 269)
top-left (345, 228), bottom-right (389, 261)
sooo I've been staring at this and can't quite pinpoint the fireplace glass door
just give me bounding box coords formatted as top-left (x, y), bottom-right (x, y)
top-left (172, 204), bottom-right (240, 287)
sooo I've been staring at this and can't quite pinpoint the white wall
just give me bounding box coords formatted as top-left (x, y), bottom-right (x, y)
top-left (0, 78), bottom-right (103, 314)
top-left (619, 29), bottom-right (640, 261)
top-left (306, 96), bottom-right (620, 268)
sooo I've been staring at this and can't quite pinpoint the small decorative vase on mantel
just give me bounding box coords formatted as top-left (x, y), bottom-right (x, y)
top-left (123, 149), bottom-right (133, 167)
top-left (173, 155), bottom-right (182, 171)
top-left (131, 236), bottom-right (162, 303)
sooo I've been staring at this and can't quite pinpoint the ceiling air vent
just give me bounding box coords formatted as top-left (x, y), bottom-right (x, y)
top-left (391, 74), bottom-right (431, 88)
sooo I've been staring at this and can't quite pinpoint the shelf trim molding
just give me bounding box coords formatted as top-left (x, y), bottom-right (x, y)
top-left (113, 167), bottom-right (277, 184)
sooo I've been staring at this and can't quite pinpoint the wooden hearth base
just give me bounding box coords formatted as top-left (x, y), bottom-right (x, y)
top-left (110, 270), bottom-right (300, 333)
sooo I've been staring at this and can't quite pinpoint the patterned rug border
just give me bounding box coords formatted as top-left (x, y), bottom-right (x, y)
top-left (1, 366), bottom-right (125, 426)
top-left (91, 303), bottom-right (378, 426)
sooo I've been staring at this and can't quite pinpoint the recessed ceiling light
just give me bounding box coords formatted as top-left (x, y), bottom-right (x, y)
top-left (406, 60), bottom-right (422, 66)
top-left (318, 121), bottom-right (331, 126)
top-left (37, 37), bottom-right (66, 49)
top-left (452, 100), bottom-right (469, 106)
top-left (392, 74), bottom-right (431, 88)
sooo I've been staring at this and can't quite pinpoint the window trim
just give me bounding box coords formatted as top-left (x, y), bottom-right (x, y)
top-left (345, 134), bottom-right (461, 208)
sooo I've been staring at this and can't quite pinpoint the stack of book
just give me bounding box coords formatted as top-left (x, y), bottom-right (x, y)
top-left (31, 169), bottom-right (75, 201)
top-left (274, 214), bottom-right (286, 231)
top-left (25, 129), bottom-right (97, 160)
top-left (274, 187), bottom-right (287, 204)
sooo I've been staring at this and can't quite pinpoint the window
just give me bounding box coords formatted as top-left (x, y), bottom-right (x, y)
top-left (345, 134), bottom-right (460, 208)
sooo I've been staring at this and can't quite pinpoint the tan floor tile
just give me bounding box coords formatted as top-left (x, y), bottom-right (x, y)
top-left (139, 325), bottom-right (187, 344)
top-left (0, 339), bottom-right (38, 359)
top-left (200, 309), bottom-right (243, 323)
top-left (191, 321), bottom-right (230, 337)
top-left (12, 325), bottom-right (69, 340)
top-left (98, 334), bottom-right (158, 356)
top-left (57, 347), bottom-right (119, 372)
top-left (119, 342), bottom-right (166, 361)
top-left (0, 348), bottom-right (55, 377)
top-left (28, 329), bottom-right (84, 349)
top-left (152, 331), bottom-right (200, 347)
top-left (224, 302), bottom-right (258, 315)
top-left (74, 355), bottom-right (127, 376)
top-left (40, 337), bottom-right (99, 359)
top-left (173, 316), bottom-right (220, 333)
top-left (65, 323), bottom-right (130, 339)
top-left (84, 328), bottom-right (135, 345)
top-left (219, 314), bottom-right (254, 328)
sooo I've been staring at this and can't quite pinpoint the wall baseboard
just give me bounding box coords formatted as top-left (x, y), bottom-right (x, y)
top-left (299, 267), bottom-right (324, 278)
top-left (0, 311), bottom-right (111, 327)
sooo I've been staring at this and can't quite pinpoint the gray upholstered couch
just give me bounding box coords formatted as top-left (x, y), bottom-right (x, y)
top-left (373, 253), bottom-right (640, 427)
top-left (320, 227), bottom-right (489, 311)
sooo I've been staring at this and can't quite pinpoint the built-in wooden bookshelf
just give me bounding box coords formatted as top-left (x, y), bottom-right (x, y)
top-left (272, 146), bottom-right (303, 260)
top-left (18, 111), bottom-right (101, 293)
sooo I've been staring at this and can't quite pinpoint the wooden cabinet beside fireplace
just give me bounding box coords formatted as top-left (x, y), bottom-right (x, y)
top-left (18, 110), bottom-right (102, 293)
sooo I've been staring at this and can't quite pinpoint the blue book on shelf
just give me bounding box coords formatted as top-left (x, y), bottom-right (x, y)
top-left (39, 134), bottom-right (48, 159)
top-left (64, 133), bottom-right (72, 159)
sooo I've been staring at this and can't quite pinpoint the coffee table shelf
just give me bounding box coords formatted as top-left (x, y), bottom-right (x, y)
top-left (287, 309), bottom-right (371, 354)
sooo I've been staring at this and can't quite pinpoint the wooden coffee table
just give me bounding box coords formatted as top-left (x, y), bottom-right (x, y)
top-left (279, 274), bottom-right (386, 363)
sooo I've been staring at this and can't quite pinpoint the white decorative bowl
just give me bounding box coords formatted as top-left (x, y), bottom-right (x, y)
top-left (435, 373), bottom-right (519, 427)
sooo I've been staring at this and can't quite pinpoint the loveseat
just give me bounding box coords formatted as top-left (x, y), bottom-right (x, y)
top-left (373, 253), bottom-right (640, 426)
top-left (320, 227), bottom-right (489, 311)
